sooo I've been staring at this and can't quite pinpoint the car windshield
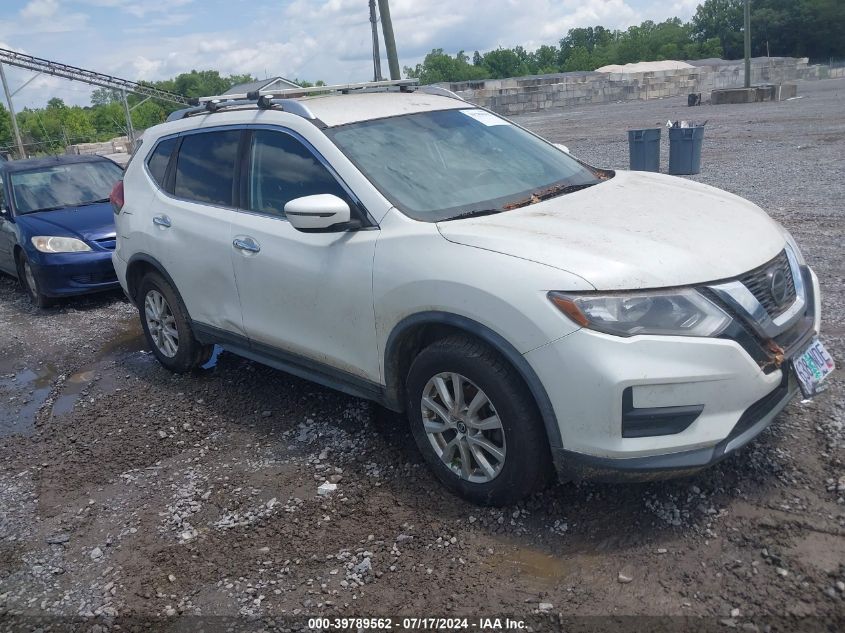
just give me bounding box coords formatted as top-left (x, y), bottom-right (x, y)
top-left (326, 108), bottom-right (605, 222)
top-left (10, 161), bottom-right (123, 215)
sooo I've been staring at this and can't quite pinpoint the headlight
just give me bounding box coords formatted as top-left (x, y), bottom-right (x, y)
top-left (31, 236), bottom-right (92, 253)
top-left (548, 289), bottom-right (731, 337)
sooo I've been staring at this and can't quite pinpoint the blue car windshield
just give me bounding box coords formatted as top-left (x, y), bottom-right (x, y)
top-left (11, 161), bottom-right (123, 214)
top-left (326, 108), bottom-right (603, 222)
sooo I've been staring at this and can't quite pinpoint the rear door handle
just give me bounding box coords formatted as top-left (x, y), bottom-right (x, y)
top-left (153, 215), bottom-right (171, 228)
top-left (233, 237), bottom-right (260, 253)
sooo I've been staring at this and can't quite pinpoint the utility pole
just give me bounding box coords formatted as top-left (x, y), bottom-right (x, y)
top-left (0, 63), bottom-right (26, 159)
top-left (377, 0), bottom-right (401, 80)
top-left (744, 0), bottom-right (751, 88)
top-left (120, 89), bottom-right (135, 150)
top-left (369, 0), bottom-right (383, 82)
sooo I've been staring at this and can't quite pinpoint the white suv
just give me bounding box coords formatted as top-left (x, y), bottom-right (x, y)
top-left (111, 81), bottom-right (833, 505)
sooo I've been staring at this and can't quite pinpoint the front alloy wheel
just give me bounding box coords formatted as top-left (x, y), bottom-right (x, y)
top-left (406, 335), bottom-right (552, 506)
top-left (144, 289), bottom-right (179, 358)
top-left (421, 372), bottom-right (506, 483)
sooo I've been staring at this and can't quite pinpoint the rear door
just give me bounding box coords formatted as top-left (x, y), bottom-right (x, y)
top-left (144, 128), bottom-right (245, 336)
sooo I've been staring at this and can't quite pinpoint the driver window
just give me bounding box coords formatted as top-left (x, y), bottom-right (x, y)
top-left (247, 130), bottom-right (349, 218)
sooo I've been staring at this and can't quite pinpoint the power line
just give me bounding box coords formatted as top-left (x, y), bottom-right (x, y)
top-left (0, 48), bottom-right (190, 106)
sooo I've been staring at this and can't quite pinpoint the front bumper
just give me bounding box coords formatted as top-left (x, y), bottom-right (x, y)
top-left (553, 371), bottom-right (798, 482)
top-left (526, 266), bottom-right (821, 481)
top-left (29, 250), bottom-right (119, 297)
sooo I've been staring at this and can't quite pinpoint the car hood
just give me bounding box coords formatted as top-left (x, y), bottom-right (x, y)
top-left (436, 171), bottom-right (786, 290)
top-left (17, 202), bottom-right (115, 243)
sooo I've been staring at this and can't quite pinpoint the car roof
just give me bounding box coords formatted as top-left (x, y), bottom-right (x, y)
top-left (152, 91), bottom-right (470, 137)
top-left (0, 153), bottom-right (113, 174)
top-left (299, 92), bottom-right (468, 127)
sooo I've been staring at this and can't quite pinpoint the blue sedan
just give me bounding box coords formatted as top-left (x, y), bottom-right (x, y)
top-left (0, 154), bottom-right (124, 307)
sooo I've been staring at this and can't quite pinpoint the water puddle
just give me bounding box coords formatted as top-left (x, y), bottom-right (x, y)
top-left (500, 547), bottom-right (574, 580)
top-left (51, 369), bottom-right (95, 417)
top-left (0, 364), bottom-right (59, 437)
top-left (97, 319), bottom-right (147, 359)
top-left (492, 545), bottom-right (601, 584)
top-left (0, 320), bottom-right (145, 433)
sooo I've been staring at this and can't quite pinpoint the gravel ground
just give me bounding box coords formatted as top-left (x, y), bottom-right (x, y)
top-left (0, 79), bottom-right (843, 632)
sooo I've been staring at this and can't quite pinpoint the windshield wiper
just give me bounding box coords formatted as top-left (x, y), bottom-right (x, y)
top-left (26, 198), bottom-right (111, 213)
top-left (503, 182), bottom-right (597, 210)
top-left (444, 208), bottom-right (503, 221)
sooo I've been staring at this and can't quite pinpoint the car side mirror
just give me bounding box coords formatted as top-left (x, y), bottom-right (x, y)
top-left (553, 143), bottom-right (571, 154)
top-left (284, 194), bottom-right (355, 232)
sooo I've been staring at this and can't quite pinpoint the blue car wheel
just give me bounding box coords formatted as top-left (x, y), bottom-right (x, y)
top-left (17, 253), bottom-right (53, 309)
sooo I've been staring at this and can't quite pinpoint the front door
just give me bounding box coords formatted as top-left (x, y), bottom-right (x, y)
top-left (229, 128), bottom-right (380, 383)
top-left (0, 178), bottom-right (16, 275)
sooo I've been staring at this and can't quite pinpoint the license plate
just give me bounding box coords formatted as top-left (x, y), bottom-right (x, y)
top-left (791, 338), bottom-right (835, 397)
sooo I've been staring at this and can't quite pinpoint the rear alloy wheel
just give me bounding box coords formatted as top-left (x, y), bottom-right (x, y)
top-left (144, 289), bottom-right (179, 358)
top-left (138, 272), bottom-right (211, 373)
top-left (406, 335), bottom-right (552, 506)
top-left (17, 253), bottom-right (53, 308)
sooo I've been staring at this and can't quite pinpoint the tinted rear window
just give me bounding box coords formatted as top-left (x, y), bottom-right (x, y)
top-left (146, 137), bottom-right (176, 187)
top-left (174, 131), bottom-right (241, 206)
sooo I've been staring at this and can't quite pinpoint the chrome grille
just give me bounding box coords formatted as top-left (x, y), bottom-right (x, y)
top-left (738, 250), bottom-right (796, 318)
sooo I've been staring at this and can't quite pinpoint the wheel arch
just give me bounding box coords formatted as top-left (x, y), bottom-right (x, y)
top-left (383, 311), bottom-right (563, 451)
top-left (125, 253), bottom-right (185, 310)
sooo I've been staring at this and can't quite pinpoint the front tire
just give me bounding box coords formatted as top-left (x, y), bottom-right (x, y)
top-left (405, 336), bottom-right (552, 506)
top-left (138, 272), bottom-right (211, 373)
top-left (17, 253), bottom-right (53, 308)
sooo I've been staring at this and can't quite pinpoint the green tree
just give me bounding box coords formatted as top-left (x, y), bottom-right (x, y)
top-left (0, 104), bottom-right (12, 152)
top-left (692, 0), bottom-right (745, 58)
top-left (563, 46), bottom-right (598, 72)
top-left (480, 48), bottom-right (529, 78)
top-left (404, 49), bottom-right (487, 84)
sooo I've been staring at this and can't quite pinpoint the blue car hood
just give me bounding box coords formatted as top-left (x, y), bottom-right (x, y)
top-left (18, 202), bottom-right (115, 242)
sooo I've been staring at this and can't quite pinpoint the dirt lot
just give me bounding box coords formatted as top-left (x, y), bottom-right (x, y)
top-left (1, 79), bottom-right (843, 632)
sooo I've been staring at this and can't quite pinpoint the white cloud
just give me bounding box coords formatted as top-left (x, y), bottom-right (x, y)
top-left (20, 0), bottom-right (60, 20)
top-left (11, 0), bottom-right (89, 35)
top-left (75, 0), bottom-right (194, 16)
top-left (5, 0), bottom-right (706, 108)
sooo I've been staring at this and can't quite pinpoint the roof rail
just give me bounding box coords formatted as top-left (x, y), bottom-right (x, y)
top-left (166, 96), bottom-right (320, 122)
top-left (199, 78), bottom-right (420, 103)
top-left (165, 78), bottom-right (465, 124)
top-left (417, 85), bottom-right (464, 101)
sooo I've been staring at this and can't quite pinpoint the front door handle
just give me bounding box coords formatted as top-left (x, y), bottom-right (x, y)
top-left (153, 215), bottom-right (171, 228)
top-left (233, 237), bottom-right (260, 253)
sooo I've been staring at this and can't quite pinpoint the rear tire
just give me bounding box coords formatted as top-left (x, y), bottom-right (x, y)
top-left (405, 335), bottom-right (552, 506)
top-left (138, 272), bottom-right (211, 373)
top-left (17, 252), bottom-right (53, 309)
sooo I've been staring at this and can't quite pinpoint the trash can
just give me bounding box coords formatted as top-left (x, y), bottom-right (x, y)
top-left (627, 129), bottom-right (661, 172)
top-left (668, 125), bottom-right (705, 175)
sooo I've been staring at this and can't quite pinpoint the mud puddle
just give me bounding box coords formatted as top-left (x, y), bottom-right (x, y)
top-left (0, 365), bottom-right (58, 437)
top-left (492, 543), bottom-right (604, 585)
top-left (0, 319), bottom-right (147, 433)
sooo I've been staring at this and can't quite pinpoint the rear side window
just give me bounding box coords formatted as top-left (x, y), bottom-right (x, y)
top-left (174, 130), bottom-right (241, 207)
top-left (146, 137), bottom-right (176, 187)
top-left (247, 130), bottom-right (348, 217)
